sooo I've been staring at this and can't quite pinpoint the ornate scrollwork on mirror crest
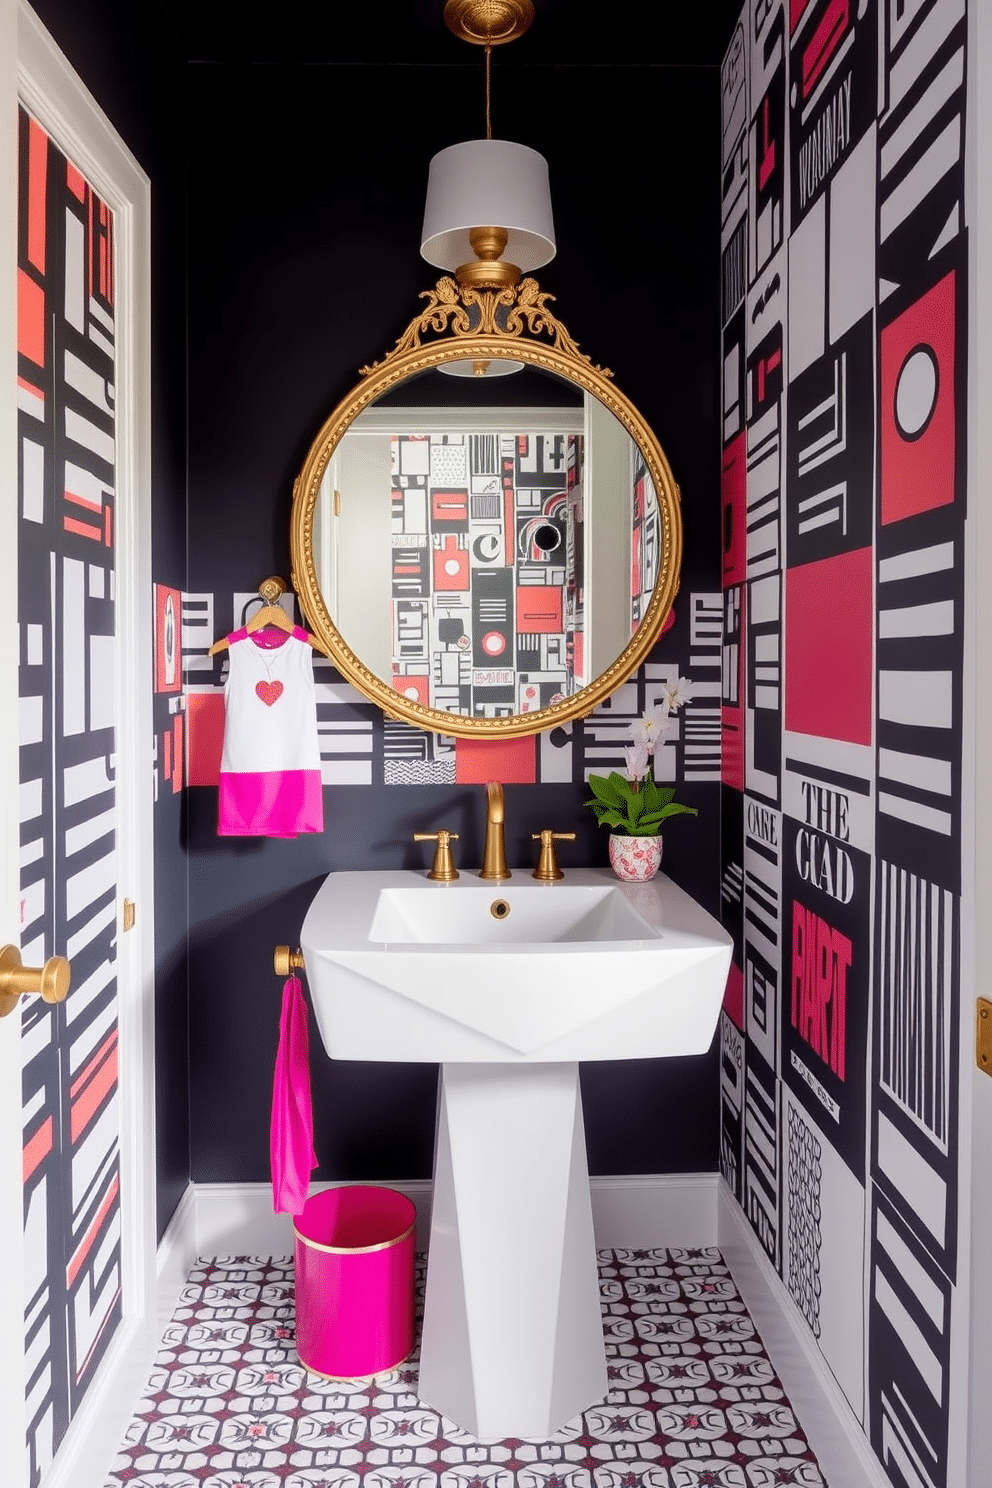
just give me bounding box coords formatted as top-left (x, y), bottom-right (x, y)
top-left (290, 274), bottom-right (683, 740)
top-left (358, 276), bottom-right (612, 381)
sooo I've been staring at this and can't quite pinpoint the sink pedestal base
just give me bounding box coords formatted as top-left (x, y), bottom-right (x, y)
top-left (419, 1061), bottom-right (607, 1438)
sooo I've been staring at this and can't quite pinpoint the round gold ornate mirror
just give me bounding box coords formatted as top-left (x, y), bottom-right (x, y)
top-left (290, 276), bottom-right (683, 738)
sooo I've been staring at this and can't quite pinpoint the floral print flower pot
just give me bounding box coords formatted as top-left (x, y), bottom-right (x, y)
top-left (609, 833), bottom-right (663, 882)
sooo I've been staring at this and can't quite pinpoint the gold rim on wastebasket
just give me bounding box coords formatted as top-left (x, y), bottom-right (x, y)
top-left (292, 1216), bottom-right (416, 1256)
top-left (298, 1348), bottom-right (414, 1382)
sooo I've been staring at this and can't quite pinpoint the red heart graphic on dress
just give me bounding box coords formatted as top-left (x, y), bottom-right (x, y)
top-left (255, 680), bottom-right (284, 706)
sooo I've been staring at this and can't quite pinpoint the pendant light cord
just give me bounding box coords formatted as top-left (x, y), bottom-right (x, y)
top-left (485, 44), bottom-right (492, 139)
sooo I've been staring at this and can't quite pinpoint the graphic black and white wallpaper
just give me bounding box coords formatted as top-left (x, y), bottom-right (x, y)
top-left (17, 106), bottom-right (123, 1484)
top-left (719, 1), bottom-right (967, 1485)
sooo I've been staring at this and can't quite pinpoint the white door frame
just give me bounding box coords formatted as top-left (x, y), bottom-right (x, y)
top-left (1, 4), bottom-right (157, 1486)
top-left (966, 0), bottom-right (992, 1483)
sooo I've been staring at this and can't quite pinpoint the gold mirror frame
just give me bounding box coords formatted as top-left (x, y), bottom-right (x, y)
top-left (290, 276), bottom-right (683, 739)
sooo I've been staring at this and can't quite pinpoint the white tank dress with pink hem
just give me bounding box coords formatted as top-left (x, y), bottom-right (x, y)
top-left (218, 626), bottom-right (324, 837)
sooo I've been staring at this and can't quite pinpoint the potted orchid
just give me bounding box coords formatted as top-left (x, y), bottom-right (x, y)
top-left (584, 677), bottom-right (698, 882)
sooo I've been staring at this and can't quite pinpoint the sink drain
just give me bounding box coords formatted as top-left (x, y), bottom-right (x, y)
top-left (490, 898), bottom-right (511, 921)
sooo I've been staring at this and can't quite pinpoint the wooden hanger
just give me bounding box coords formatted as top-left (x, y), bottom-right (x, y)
top-left (208, 576), bottom-right (325, 656)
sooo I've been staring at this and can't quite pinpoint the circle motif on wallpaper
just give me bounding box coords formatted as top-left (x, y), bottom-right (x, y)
top-left (894, 343), bottom-right (939, 442)
top-left (532, 523), bottom-right (561, 553)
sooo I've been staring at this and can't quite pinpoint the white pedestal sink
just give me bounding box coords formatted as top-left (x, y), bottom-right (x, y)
top-left (300, 867), bottom-right (732, 1438)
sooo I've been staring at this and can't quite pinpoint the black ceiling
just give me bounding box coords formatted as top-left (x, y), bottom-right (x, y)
top-left (155, 0), bottom-right (742, 68)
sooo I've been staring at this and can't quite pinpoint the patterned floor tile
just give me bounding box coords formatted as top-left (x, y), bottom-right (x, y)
top-left (104, 1250), bottom-right (827, 1488)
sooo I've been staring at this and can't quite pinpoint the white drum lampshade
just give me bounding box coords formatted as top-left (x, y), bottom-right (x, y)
top-left (421, 139), bottom-right (556, 275)
top-left (437, 356), bottom-right (525, 377)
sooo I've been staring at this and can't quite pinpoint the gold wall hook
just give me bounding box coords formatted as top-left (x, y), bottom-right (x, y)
top-left (531, 830), bottom-right (576, 882)
top-left (414, 829), bottom-right (460, 881)
top-left (274, 945), bottom-right (305, 977)
top-left (0, 944), bottom-right (71, 1019)
top-left (258, 575), bottom-right (287, 606)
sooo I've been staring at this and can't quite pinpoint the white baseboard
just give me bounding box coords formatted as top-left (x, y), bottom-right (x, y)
top-left (718, 1181), bottom-right (890, 1488)
top-left (156, 1182), bottom-right (197, 1325)
top-left (193, 1179), bottom-right (435, 1254)
top-left (589, 1171), bottom-right (720, 1247)
top-left (191, 1173), bottom-right (722, 1259)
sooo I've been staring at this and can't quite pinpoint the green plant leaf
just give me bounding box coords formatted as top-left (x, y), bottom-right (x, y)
top-left (606, 771), bottom-right (636, 805)
top-left (641, 773), bottom-right (663, 800)
top-left (587, 773), bottom-right (624, 807)
top-left (584, 768), bottom-right (697, 837)
top-left (639, 777), bottom-right (660, 811)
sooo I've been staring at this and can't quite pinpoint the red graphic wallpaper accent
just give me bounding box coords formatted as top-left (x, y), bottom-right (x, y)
top-left (454, 735), bottom-right (538, 786)
top-left (784, 547), bottom-right (873, 745)
top-left (154, 584), bottom-right (182, 693)
top-left (186, 692), bottom-right (225, 787)
top-left (880, 269), bottom-right (957, 525)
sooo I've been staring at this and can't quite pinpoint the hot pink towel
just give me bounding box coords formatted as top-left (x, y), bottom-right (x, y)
top-left (270, 975), bottom-right (318, 1215)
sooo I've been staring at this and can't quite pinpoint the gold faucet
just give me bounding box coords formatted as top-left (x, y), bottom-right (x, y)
top-left (480, 780), bottom-right (510, 880)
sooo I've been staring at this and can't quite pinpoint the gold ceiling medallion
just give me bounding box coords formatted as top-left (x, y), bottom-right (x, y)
top-left (359, 274), bottom-right (612, 380)
top-left (443, 0), bottom-right (535, 47)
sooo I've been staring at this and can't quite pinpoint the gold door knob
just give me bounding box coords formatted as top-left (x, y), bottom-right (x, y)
top-left (531, 830), bottom-right (577, 882)
top-left (0, 944), bottom-right (71, 1018)
top-left (273, 946), bottom-right (305, 977)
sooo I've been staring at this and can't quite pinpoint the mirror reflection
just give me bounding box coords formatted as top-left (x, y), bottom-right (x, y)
top-left (312, 366), bottom-right (661, 721)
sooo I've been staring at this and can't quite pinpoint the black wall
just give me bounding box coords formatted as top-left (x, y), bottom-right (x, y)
top-left (28, 0), bottom-right (191, 1240)
top-left (185, 57), bottom-right (724, 1187)
top-left (22, 2), bottom-right (729, 1226)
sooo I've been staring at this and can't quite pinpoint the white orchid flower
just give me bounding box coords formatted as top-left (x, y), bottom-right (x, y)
top-left (661, 675), bottom-right (693, 712)
top-left (624, 742), bottom-right (651, 783)
top-left (628, 708), bottom-right (670, 754)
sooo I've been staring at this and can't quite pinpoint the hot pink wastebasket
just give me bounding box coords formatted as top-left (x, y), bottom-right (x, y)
top-left (293, 1185), bottom-right (416, 1379)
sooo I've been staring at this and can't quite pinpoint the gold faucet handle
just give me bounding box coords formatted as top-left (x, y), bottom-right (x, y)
top-left (414, 830), bottom-right (460, 881)
top-left (531, 830), bottom-right (576, 882)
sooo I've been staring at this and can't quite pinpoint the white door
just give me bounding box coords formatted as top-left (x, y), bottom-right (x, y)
top-left (1, 5), bottom-right (155, 1487)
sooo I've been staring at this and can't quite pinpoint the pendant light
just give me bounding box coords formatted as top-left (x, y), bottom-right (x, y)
top-left (421, 0), bottom-right (556, 294)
